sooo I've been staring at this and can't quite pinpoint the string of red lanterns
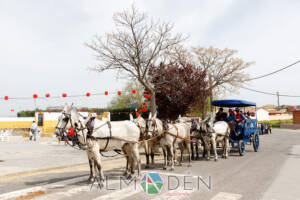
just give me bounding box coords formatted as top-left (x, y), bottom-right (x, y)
top-left (2, 89), bottom-right (150, 113)
top-left (1, 89), bottom-right (153, 101)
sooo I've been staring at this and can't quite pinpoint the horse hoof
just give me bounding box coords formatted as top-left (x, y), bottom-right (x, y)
top-left (99, 182), bottom-right (104, 189)
top-left (123, 172), bottom-right (129, 177)
top-left (163, 166), bottom-right (167, 170)
top-left (214, 158), bottom-right (218, 162)
top-left (87, 177), bottom-right (94, 183)
top-left (170, 167), bottom-right (175, 171)
top-left (206, 158), bottom-right (210, 161)
top-left (127, 174), bottom-right (132, 180)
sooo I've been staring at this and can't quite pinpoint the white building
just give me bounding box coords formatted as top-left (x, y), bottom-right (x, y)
top-left (256, 108), bottom-right (270, 121)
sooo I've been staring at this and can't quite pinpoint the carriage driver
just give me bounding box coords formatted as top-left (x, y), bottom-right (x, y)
top-left (216, 107), bottom-right (227, 121)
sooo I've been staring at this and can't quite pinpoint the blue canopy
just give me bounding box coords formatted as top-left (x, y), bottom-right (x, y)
top-left (211, 99), bottom-right (256, 107)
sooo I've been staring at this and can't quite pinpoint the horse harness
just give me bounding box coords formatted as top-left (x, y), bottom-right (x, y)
top-left (171, 124), bottom-right (179, 145)
top-left (86, 121), bottom-right (112, 152)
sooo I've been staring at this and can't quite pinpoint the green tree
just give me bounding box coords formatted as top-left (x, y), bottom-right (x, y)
top-left (109, 80), bottom-right (146, 109)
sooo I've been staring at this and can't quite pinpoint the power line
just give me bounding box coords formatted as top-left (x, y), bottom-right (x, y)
top-left (241, 86), bottom-right (300, 98)
top-left (248, 60), bottom-right (300, 81)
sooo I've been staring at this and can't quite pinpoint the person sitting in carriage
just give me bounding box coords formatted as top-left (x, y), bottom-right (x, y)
top-left (235, 108), bottom-right (246, 132)
top-left (226, 109), bottom-right (236, 122)
top-left (235, 108), bottom-right (246, 123)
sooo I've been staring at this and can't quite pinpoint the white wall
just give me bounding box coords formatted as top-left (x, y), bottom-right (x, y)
top-left (0, 117), bottom-right (34, 122)
top-left (257, 109), bottom-right (270, 121)
top-left (269, 114), bottom-right (293, 120)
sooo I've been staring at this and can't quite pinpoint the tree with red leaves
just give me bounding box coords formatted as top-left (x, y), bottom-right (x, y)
top-left (149, 62), bottom-right (209, 120)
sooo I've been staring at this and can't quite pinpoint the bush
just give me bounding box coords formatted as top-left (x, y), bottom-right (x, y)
top-left (258, 119), bottom-right (293, 128)
top-left (94, 107), bottom-right (150, 121)
top-left (17, 111), bottom-right (36, 117)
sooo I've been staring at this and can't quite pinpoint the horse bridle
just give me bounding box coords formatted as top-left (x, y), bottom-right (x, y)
top-left (55, 112), bottom-right (71, 138)
top-left (56, 112), bottom-right (87, 149)
top-left (147, 119), bottom-right (158, 136)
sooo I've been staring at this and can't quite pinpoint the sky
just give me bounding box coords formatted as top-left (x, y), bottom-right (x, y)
top-left (0, 0), bottom-right (300, 116)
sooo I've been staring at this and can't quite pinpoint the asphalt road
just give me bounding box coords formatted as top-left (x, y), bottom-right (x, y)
top-left (0, 129), bottom-right (300, 200)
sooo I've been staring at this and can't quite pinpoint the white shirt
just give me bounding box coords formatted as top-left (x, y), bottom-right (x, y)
top-left (30, 123), bottom-right (38, 131)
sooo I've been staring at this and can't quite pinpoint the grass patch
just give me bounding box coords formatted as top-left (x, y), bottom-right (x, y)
top-left (258, 119), bottom-right (293, 128)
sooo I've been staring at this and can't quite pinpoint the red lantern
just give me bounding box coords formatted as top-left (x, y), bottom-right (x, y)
top-left (117, 91), bottom-right (122, 95)
top-left (62, 93), bottom-right (67, 98)
top-left (45, 93), bottom-right (50, 98)
top-left (132, 90), bottom-right (136, 94)
top-left (147, 95), bottom-right (151, 99)
top-left (146, 90), bottom-right (150, 94)
top-left (86, 92), bottom-right (91, 97)
top-left (33, 94), bottom-right (38, 99)
top-left (143, 102), bottom-right (146, 106)
top-left (144, 94), bottom-right (148, 99)
top-left (142, 106), bottom-right (147, 112)
top-left (105, 91), bottom-right (108, 95)
top-left (139, 109), bottom-right (142, 113)
top-left (4, 96), bottom-right (8, 100)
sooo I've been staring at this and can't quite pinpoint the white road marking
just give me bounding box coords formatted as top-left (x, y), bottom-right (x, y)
top-left (210, 192), bottom-right (242, 200)
top-left (152, 187), bottom-right (196, 200)
top-left (158, 171), bottom-right (200, 178)
top-left (93, 186), bottom-right (140, 200)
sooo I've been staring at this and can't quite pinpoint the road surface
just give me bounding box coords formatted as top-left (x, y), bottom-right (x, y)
top-left (0, 129), bottom-right (299, 200)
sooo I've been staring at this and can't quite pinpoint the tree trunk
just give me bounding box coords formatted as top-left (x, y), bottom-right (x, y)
top-left (202, 102), bottom-right (207, 119)
top-left (150, 92), bottom-right (157, 115)
top-left (209, 94), bottom-right (213, 114)
top-left (208, 74), bottom-right (213, 114)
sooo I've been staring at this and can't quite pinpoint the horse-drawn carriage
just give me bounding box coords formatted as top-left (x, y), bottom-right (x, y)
top-left (211, 99), bottom-right (260, 156)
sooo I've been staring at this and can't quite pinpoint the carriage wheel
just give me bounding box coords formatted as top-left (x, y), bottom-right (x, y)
top-left (253, 132), bottom-right (259, 152)
top-left (238, 140), bottom-right (245, 156)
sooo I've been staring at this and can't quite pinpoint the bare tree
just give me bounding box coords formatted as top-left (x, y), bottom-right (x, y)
top-left (85, 5), bottom-right (185, 114)
top-left (192, 46), bottom-right (255, 115)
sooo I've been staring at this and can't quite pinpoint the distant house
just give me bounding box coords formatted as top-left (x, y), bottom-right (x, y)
top-left (266, 109), bottom-right (293, 120)
top-left (257, 108), bottom-right (270, 121)
top-left (283, 105), bottom-right (296, 112)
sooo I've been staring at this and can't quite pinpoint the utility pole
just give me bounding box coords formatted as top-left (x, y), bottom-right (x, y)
top-left (276, 91), bottom-right (280, 110)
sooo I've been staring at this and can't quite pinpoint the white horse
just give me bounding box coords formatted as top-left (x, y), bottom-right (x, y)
top-left (196, 115), bottom-right (230, 161)
top-left (159, 116), bottom-right (191, 171)
top-left (128, 114), bottom-right (148, 171)
top-left (145, 112), bottom-right (164, 168)
top-left (55, 104), bottom-right (141, 187)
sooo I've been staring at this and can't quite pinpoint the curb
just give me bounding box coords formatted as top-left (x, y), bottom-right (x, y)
top-left (0, 157), bottom-right (126, 182)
